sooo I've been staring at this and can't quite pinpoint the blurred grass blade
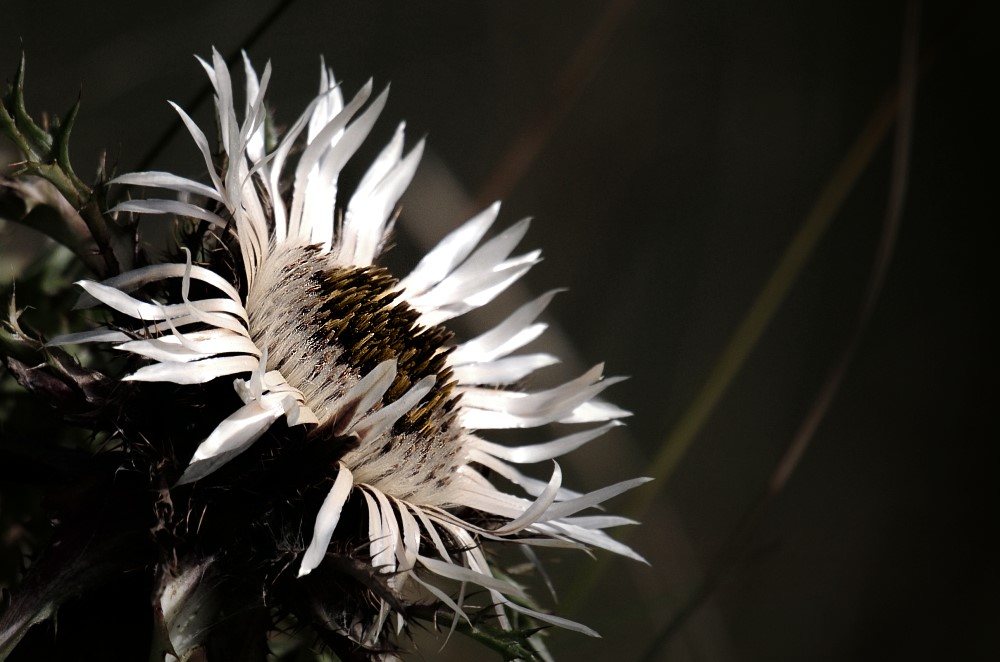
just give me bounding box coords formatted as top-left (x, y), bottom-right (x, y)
top-left (635, 81), bottom-right (903, 509)
top-left (635, 6), bottom-right (923, 659)
top-left (565, 57), bottom-right (906, 618)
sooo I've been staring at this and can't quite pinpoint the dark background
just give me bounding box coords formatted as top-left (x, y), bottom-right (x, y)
top-left (1, 1), bottom-right (995, 660)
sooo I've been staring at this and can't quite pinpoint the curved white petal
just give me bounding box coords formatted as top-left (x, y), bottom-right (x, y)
top-left (176, 391), bottom-right (294, 485)
top-left (458, 366), bottom-right (627, 430)
top-left (116, 332), bottom-right (260, 363)
top-left (404, 218), bottom-right (537, 314)
top-left (341, 135), bottom-right (424, 266)
top-left (466, 449), bottom-right (583, 502)
top-left (348, 375), bottom-right (436, 444)
top-left (533, 520), bottom-right (649, 564)
top-left (492, 462), bottom-right (562, 534)
top-left (395, 502), bottom-right (420, 575)
top-left (73, 263), bottom-right (242, 310)
top-left (111, 171), bottom-right (223, 201)
top-left (399, 202), bottom-right (500, 297)
top-left (75, 280), bottom-right (248, 324)
top-left (167, 101), bottom-right (225, 195)
top-left (491, 589), bottom-right (600, 637)
top-left (46, 328), bottom-right (132, 346)
top-left (308, 63), bottom-right (344, 142)
top-left (416, 556), bottom-right (527, 600)
top-left (331, 359), bottom-right (397, 435)
top-left (298, 463), bottom-right (355, 577)
top-left (411, 257), bottom-right (541, 327)
top-left (559, 398), bottom-right (633, 423)
top-left (560, 515), bottom-right (640, 529)
top-left (287, 80), bottom-right (376, 244)
top-left (359, 489), bottom-right (396, 576)
top-left (450, 290), bottom-right (559, 365)
top-left (124, 355), bottom-right (258, 385)
top-left (541, 477), bottom-right (652, 522)
top-left (472, 422), bottom-right (620, 464)
top-left (452, 353), bottom-right (559, 385)
top-left (111, 199), bottom-right (228, 228)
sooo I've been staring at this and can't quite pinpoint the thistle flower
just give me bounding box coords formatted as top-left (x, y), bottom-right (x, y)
top-left (50, 50), bottom-right (648, 656)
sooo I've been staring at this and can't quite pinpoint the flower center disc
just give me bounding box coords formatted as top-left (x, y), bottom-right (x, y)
top-left (246, 244), bottom-right (461, 499)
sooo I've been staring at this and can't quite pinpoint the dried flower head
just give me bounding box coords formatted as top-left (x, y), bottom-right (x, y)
top-left (23, 49), bottom-right (648, 659)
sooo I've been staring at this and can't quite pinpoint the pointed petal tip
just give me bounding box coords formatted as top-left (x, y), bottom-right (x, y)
top-left (409, 136), bottom-right (426, 158)
top-left (633, 551), bottom-right (652, 566)
top-left (174, 463), bottom-right (202, 486)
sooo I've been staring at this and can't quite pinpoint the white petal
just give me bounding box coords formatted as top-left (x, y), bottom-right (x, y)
top-left (370, 489), bottom-right (402, 580)
top-left (452, 353), bottom-right (559, 386)
top-left (331, 359), bottom-right (397, 434)
top-left (124, 355), bottom-right (258, 385)
top-left (310, 86), bottom-right (392, 253)
top-left (110, 199), bottom-right (228, 229)
top-left (209, 49), bottom-right (238, 156)
top-left (541, 477), bottom-right (652, 522)
top-left (409, 506), bottom-right (452, 562)
top-left (533, 520), bottom-right (648, 564)
top-left (399, 202), bottom-right (500, 297)
top-left (410, 254), bottom-right (541, 327)
top-left (110, 172), bottom-right (223, 201)
top-left (73, 263), bottom-right (242, 310)
top-left (308, 63), bottom-right (344, 141)
top-left (492, 590), bottom-right (600, 637)
top-left (342, 136), bottom-right (424, 266)
top-left (46, 328), bottom-right (132, 346)
top-left (396, 502), bottom-right (420, 574)
top-left (466, 449), bottom-right (583, 502)
top-left (287, 80), bottom-right (375, 243)
top-left (176, 392), bottom-right (291, 484)
top-left (139, 310), bottom-right (250, 339)
top-left (298, 463), bottom-right (355, 577)
top-left (443, 217), bottom-right (531, 286)
top-left (409, 573), bottom-right (471, 626)
top-left (167, 101), bottom-right (225, 195)
top-left (405, 218), bottom-right (534, 309)
top-left (284, 401), bottom-right (320, 426)
top-left (414, 260), bottom-right (540, 327)
top-left (241, 52), bottom-right (266, 164)
top-left (472, 422), bottom-right (620, 464)
top-left (416, 556), bottom-right (527, 600)
top-left (492, 462), bottom-right (562, 534)
top-left (116, 332), bottom-right (260, 363)
top-left (559, 399), bottom-right (633, 423)
top-left (75, 280), bottom-right (248, 324)
top-left (349, 375), bottom-right (436, 443)
top-left (359, 489), bottom-right (395, 575)
top-left (559, 515), bottom-right (639, 529)
top-left (447, 478), bottom-right (539, 522)
top-left (450, 290), bottom-right (559, 365)
top-left (354, 122), bottom-right (405, 196)
top-left (459, 366), bottom-right (627, 429)
top-left (268, 93), bottom-right (325, 243)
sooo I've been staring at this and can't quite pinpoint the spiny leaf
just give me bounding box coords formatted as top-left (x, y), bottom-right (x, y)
top-left (8, 52), bottom-right (52, 155)
top-left (55, 94), bottom-right (89, 196)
